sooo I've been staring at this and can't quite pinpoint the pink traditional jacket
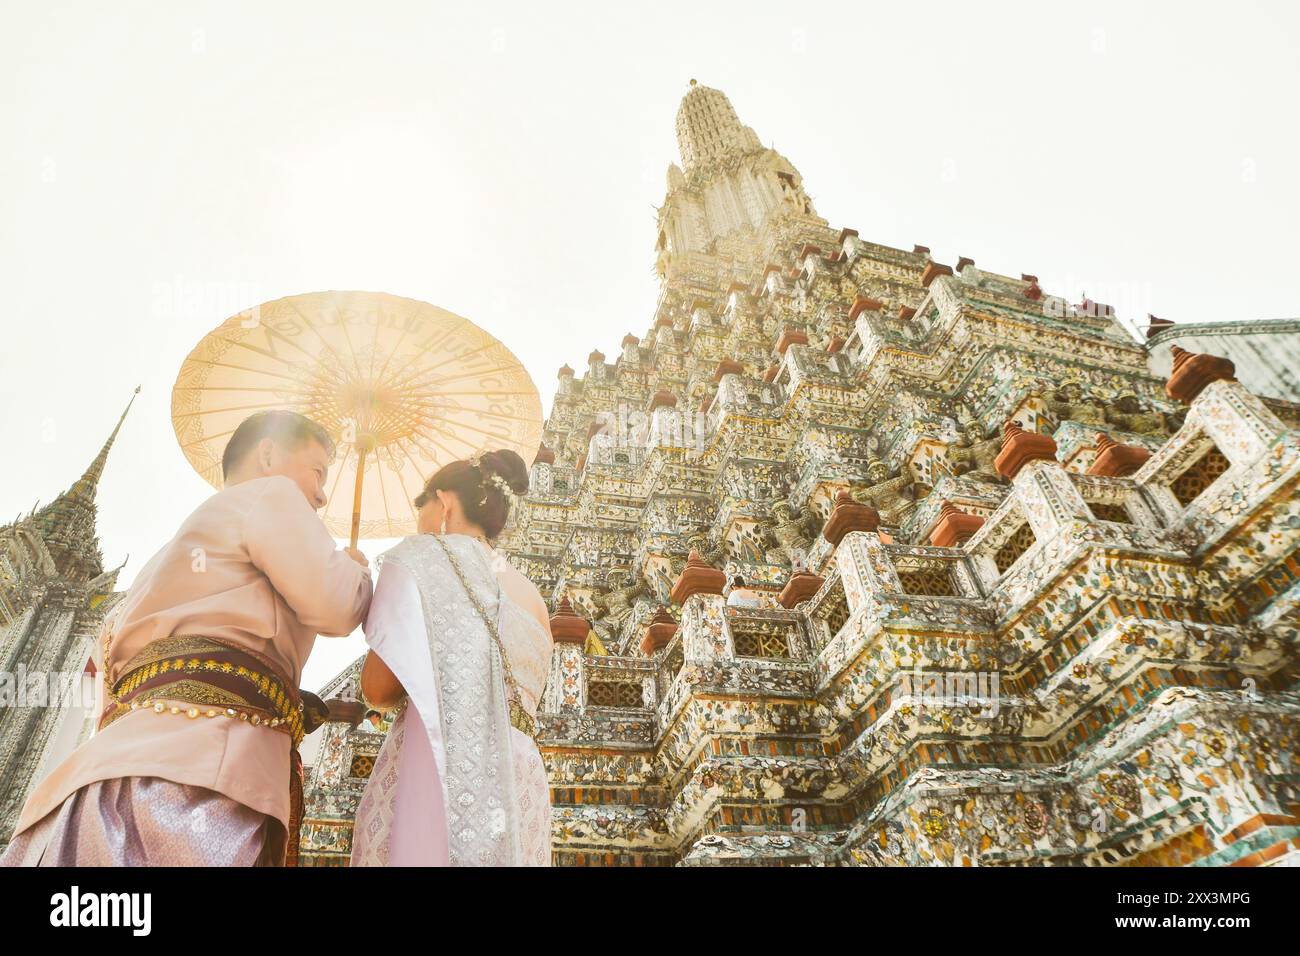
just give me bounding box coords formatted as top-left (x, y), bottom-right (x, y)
top-left (13, 475), bottom-right (372, 838)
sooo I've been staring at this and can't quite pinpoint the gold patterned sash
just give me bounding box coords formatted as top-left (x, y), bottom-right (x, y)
top-left (99, 635), bottom-right (306, 746)
top-left (98, 634), bottom-right (311, 867)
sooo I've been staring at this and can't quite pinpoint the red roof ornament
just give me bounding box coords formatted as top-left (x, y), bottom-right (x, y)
top-left (920, 262), bottom-right (954, 288)
top-left (549, 595), bottom-right (591, 645)
top-left (775, 328), bottom-right (810, 355)
top-left (648, 390), bottom-right (677, 413)
top-left (640, 606), bottom-right (679, 655)
top-left (823, 489), bottom-right (880, 547)
top-left (1076, 298), bottom-right (1114, 318)
top-left (1145, 315), bottom-right (1175, 339)
top-left (670, 549), bottom-right (727, 605)
top-left (713, 358), bottom-right (745, 382)
top-left (1087, 432), bottom-right (1152, 478)
top-left (994, 420), bottom-right (1058, 479)
top-left (848, 296), bottom-right (884, 321)
top-left (1165, 346), bottom-right (1236, 404)
top-left (779, 571), bottom-right (825, 609)
top-left (929, 501), bottom-right (985, 547)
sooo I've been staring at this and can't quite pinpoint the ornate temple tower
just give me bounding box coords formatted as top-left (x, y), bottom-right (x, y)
top-left (0, 390), bottom-right (136, 848)
top-left (302, 84), bottom-right (1300, 866)
top-left (656, 80), bottom-right (822, 274)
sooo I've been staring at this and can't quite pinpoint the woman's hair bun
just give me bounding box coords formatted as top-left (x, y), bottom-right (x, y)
top-left (478, 448), bottom-right (530, 495)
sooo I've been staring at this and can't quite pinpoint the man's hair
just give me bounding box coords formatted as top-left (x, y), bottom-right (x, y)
top-left (221, 410), bottom-right (336, 480)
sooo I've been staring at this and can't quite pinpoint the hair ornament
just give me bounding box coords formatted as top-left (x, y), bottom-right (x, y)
top-left (486, 473), bottom-right (515, 499)
top-left (468, 449), bottom-right (516, 505)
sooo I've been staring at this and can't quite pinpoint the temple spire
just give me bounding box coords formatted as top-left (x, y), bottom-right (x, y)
top-left (674, 81), bottom-right (762, 174)
top-left (77, 385), bottom-right (140, 498)
top-left (29, 386), bottom-right (140, 580)
top-left (657, 83), bottom-right (820, 272)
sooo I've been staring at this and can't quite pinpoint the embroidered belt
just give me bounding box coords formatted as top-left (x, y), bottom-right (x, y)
top-left (99, 635), bottom-right (317, 866)
top-left (100, 635), bottom-right (306, 747)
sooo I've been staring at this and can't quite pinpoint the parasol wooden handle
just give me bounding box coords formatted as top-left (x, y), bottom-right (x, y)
top-left (349, 446), bottom-right (367, 549)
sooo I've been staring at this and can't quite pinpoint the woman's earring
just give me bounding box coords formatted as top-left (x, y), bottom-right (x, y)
top-left (439, 497), bottom-right (448, 536)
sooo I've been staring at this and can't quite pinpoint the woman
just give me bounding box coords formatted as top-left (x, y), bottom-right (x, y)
top-left (350, 449), bottom-right (554, 866)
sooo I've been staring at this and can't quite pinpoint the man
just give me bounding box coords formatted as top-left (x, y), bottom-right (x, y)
top-left (1, 410), bottom-right (372, 866)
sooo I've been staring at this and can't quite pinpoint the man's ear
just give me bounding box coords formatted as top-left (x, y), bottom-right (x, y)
top-left (255, 436), bottom-right (277, 473)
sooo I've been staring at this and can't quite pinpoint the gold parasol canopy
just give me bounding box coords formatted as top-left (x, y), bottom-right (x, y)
top-left (171, 291), bottom-right (543, 544)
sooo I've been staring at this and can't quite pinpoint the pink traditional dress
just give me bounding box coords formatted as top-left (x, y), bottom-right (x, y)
top-left (350, 533), bottom-right (553, 866)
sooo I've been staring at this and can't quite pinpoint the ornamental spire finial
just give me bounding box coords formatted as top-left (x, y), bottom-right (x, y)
top-left (76, 385), bottom-right (141, 497)
top-left (675, 82), bottom-right (760, 173)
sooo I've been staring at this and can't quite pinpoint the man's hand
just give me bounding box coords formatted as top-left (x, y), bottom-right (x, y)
top-left (343, 546), bottom-right (369, 569)
top-left (300, 691), bottom-right (331, 735)
top-left (300, 693), bottom-right (369, 734)
top-left (324, 697), bottom-right (368, 727)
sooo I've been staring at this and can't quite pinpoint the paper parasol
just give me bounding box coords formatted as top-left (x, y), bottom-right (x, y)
top-left (171, 290), bottom-right (543, 545)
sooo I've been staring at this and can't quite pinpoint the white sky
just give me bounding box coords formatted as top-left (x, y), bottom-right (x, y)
top-left (2, 1), bottom-right (1297, 691)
